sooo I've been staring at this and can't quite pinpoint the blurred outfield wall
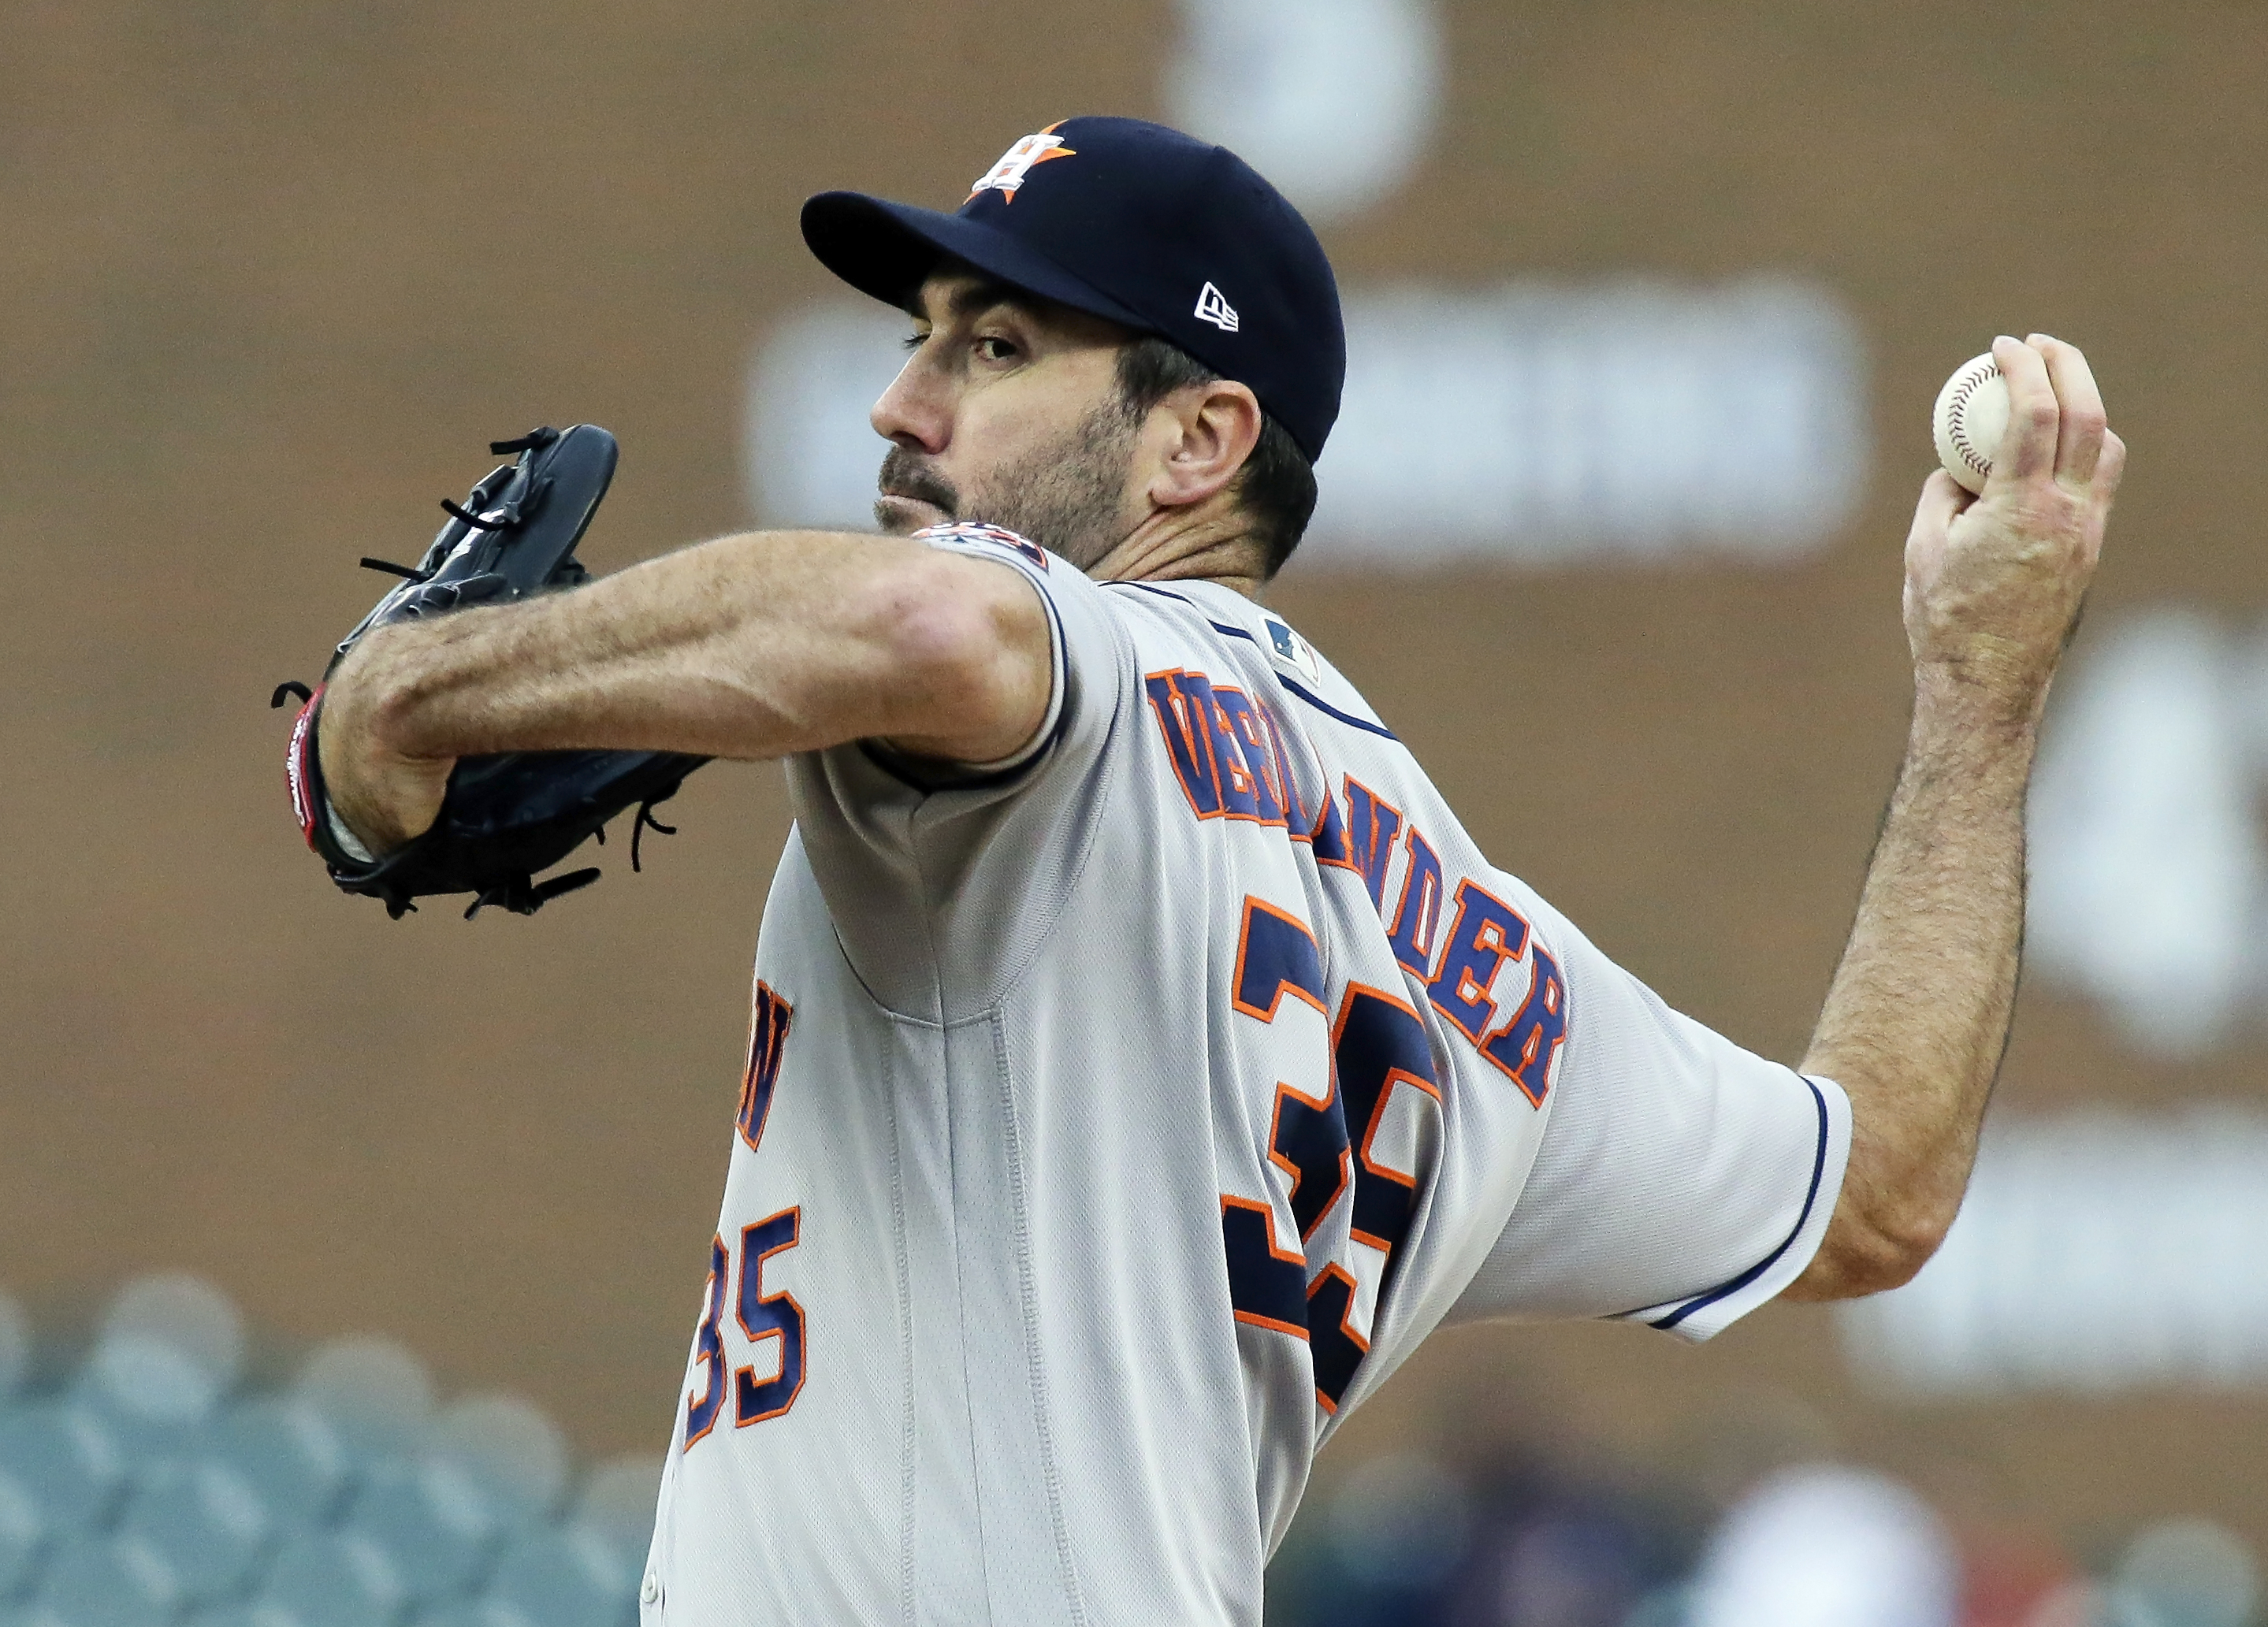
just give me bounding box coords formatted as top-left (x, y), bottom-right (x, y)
top-left (2, 0), bottom-right (2265, 1563)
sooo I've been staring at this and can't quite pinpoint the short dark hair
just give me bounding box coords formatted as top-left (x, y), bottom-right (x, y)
top-left (1114, 336), bottom-right (1318, 578)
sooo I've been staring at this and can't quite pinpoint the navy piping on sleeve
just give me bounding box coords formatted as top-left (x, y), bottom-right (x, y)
top-left (859, 550), bottom-right (1073, 792)
top-left (1642, 1076), bottom-right (1832, 1332)
top-left (1113, 581), bottom-right (1198, 607)
top-left (1277, 678), bottom-right (1399, 741)
top-left (857, 699), bottom-right (1075, 793)
top-left (1110, 582), bottom-right (1402, 741)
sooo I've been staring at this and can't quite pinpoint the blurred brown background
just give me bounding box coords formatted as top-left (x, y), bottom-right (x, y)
top-left (4, 0), bottom-right (2263, 1595)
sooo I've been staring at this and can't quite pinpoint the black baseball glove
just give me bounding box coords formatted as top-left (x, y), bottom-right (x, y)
top-left (275, 425), bottom-right (708, 919)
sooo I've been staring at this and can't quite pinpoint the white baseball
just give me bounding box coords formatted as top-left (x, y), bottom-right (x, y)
top-left (1932, 351), bottom-right (2009, 496)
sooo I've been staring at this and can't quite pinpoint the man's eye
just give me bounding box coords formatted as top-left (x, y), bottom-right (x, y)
top-left (976, 336), bottom-right (1018, 362)
top-left (902, 330), bottom-right (929, 352)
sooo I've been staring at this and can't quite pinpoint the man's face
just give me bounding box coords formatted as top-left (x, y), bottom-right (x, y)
top-left (871, 271), bottom-right (1143, 570)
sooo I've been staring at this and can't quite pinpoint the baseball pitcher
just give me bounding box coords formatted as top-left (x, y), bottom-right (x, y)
top-left (299, 117), bottom-right (2124, 1623)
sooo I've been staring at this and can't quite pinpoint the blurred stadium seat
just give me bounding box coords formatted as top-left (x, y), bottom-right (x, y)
top-left (0, 1280), bottom-right (647, 1626)
top-left (9, 1276), bottom-right (2252, 1627)
top-left (115, 1461), bottom-right (270, 1607)
top-left (0, 1406), bottom-right (125, 1539)
top-left (258, 1530), bottom-right (407, 1627)
top-left (30, 1529), bottom-right (188, 1625)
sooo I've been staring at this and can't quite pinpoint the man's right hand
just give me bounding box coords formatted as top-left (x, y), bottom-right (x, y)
top-left (1790, 332), bottom-right (2126, 1302)
top-left (1902, 333), bottom-right (2126, 719)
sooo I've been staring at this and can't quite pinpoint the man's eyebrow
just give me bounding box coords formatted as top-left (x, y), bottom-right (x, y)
top-left (949, 279), bottom-right (1027, 319)
top-left (910, 278), bottom-right (1034, 325)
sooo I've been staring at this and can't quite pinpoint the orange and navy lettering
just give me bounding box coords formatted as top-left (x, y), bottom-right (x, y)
top-left (1145, 670), bottom-right (1572, 1110)
top-left (732, 1208), bottom-right (807, 1427)
top-left (684, 1235), bottom-right (730, 1448)
top-left (1306, 776), bottom-right (1355, 869)
top-left (1303, 1264), bottom-right (1369, 1416)
top-left (1478, 945), bottom-right (1568, 1109)
top-left (1385, 827), bottom-right (1445, 979)
top-left (1222, 902), bottom-right (1338, 1342)
top-left (687, 983), bottom-right (809, 1451)
top-left (737, 982), bottom-right (793, 1151)
top-left (1314, 984), bottom-right (1441, 1408)
top-left (1333, 985), bottom-right (1441, 1261)
top-left (1153, 659), bottom-right (1575, 1411)
top-left (1343, 779), bottom-right (1404, 910)
top-left (1233, 901), bottom-right (1348, 1240)
top-left (1221, 898), bottom-right (1451, 1412)
top-left (1220, 1195), bottom-right (1309, 1339)
top-left (1143, 669), bottom-right (1300, 827)
top-left (1260, 705), bottom-right (1311, 832)
top-left (1214, 687), bottom-right (1287, 822)
top-left (1426, 881), bottom-right (1530, 1044)
top-left (1425, 876), bottom-right (1567, 1105)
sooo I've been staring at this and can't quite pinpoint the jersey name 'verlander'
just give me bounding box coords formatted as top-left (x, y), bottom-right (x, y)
top-left (641, 524), bottom-right (1850, 1627)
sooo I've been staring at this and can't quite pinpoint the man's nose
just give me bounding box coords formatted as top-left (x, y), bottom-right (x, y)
top-left (871, 352), bottom-right (950, 454)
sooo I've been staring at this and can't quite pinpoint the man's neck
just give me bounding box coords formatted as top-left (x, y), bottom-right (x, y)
top-left (1088, 504), bottom-right (1267, 600)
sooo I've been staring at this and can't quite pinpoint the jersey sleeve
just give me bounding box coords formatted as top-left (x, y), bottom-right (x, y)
top-left (1445, 909), bottom-right (1852, 1343)
top-left (784, 524), bottom-right (1136, 1020)
top-left (883, 522), bottom-right (1123, 784)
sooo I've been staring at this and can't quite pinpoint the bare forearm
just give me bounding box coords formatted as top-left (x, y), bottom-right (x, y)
top-left (1788, 675), bottom-right (2039, 1296)
top-left (1786, 333), bottom-right (2123, 1301)
top-left (339, 532), bottom-right (948, 758)
top-left (318, 528), bottom-right (1050, 850)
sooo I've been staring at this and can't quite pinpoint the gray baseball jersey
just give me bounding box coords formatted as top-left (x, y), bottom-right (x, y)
top-left (640, 523), bottom-right (1850, 1625)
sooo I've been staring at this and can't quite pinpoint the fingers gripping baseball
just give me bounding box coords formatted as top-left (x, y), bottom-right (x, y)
top-left (2031, 332), bottom-right (2110, 486)
top-left (1904, 334), bottom-right (2124, 696)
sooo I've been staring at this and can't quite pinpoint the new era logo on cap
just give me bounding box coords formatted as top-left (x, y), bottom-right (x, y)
top-left (1194, 282), bottom-right (1240, 333)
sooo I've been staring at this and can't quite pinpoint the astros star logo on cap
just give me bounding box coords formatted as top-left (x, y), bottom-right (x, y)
top-left (804, 114), bottom-right (1348, 460)
top-left (968, 121), bottom-right (1076, 203)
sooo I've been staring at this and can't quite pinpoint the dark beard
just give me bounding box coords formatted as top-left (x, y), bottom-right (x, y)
top-left (875, 446), bottom-right (959, 517)
top-left (874, 398), bottom-right (1139, 570)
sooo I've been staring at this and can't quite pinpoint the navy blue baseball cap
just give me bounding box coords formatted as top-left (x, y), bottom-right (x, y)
top-left (801, 117), bottom-right (1345, 462)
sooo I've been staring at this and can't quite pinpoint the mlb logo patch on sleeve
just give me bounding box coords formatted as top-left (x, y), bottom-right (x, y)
top-left (1265, 616), bottom-right (1322, 683)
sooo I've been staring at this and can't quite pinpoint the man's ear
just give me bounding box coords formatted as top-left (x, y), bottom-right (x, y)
top-left (1144, 381), bottom-right (1263, 511)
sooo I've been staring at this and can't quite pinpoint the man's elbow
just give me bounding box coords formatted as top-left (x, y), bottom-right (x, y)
top-left (869, 555), bottom-right (1050, 751)
top-left (1787, 1194), bottom-right (1957, 1302)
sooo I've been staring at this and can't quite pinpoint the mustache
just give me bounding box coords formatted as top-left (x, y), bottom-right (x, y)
top-left (876, 447), bottom-right (959, 515)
